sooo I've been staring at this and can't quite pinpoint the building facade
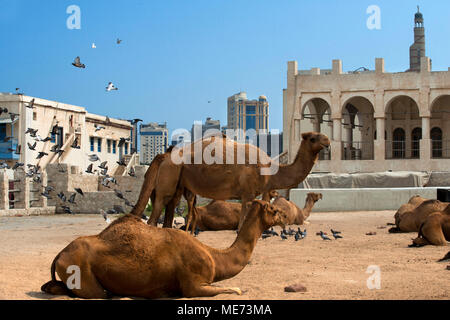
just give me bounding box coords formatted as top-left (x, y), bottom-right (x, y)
top-left (0, 93), bottom-right (132, 173)
top-left (191, 117), bottom-right (221, 141)
top-left (139, 122), bottom-right (168, 164)
top-left (283, 10), bottom-right (450, 174)
top-left (227, 92), bottom-right (269, 135)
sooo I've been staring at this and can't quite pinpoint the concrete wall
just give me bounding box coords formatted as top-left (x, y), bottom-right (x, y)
top-left (289, 187), bottom-right (448, 212)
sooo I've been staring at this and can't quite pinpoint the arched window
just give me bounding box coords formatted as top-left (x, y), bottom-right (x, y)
top-left (393, 128), bottom-right (405, 158)
top-left (411, 127), bottom-right (422, 158)
top-left (431, 127), bottom-right (443, 158)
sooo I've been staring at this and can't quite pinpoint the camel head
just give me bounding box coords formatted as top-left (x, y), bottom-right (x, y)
top-left (269, 190), bottom-right (279, 203)
top-left (307, 192), bottom-right (323, 203)
top-left (249, 199), bottom-right (288, 229)
top-left (301, 132), bottom-right (330, 154)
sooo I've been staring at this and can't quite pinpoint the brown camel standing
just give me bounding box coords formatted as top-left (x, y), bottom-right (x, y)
top-left (272, 192), bottom-right (322, 225)
top-left (131, 132), bottom-right (330, 230)
top-left (389, 198), bottom-right (448, 233)
top-left (41, 200), bottom-right (287, 299)
top-left (411, 204), bottom-right (450, 246)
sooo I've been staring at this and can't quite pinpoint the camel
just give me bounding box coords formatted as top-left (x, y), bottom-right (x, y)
top-left (130, 132), bottom-right (330, 231)
top-left (41, 200), bottom-right (287, 299)
top-left (411, 204), bottom-right (450, 247)
top-left (392, 195), bottom-right (427, 228)
top-left (272, 192), bottom-right (322, 226)
top-left (180, 200), bottom-right (242, 231)
top-left (389, 197), bottom-right (448, 233)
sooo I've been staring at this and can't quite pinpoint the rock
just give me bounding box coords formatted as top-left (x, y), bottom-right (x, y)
top-left (284, 283), bottom-right (307, 293)
top-left (366, 232), bottom-right (377, 236)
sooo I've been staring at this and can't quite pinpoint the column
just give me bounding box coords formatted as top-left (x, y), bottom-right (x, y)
top-left (374, 117), bottom-right (386, 161)
top-left (0, 170), bottom-right (9, 210)
top-left (420, 116), bottom-right (431, 159)
top-left (331, 118), bottom-right (342, 161)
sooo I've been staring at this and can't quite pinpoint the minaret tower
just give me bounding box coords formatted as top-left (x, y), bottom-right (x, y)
top-left (409, 6), bottom-right (425, 71)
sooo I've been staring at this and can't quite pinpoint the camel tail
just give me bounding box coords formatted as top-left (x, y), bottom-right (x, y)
top-left (41, 252), bottom-right (74, 297)
top-left (130, 152), bottom-right (167, 216)
top-left (417, 222), bottom-right (431, 244)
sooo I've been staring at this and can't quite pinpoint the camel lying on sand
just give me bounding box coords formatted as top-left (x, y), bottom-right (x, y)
top-left (272, 192), bottom-right (322, 225)
top-left (181, 200), bottom-right (242, 231)
top-left (131, 132), bottom-right (330, 231)
top-left (411, 204), bottom-right (450, 246)
top-left (389, 197), bottom-right (448, 233)
top-left (41, 200), bottom-right (287, 299)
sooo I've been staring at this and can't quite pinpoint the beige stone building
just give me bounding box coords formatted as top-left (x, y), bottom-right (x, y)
top-left (0, 93), bottom-right (134, 174)
top-left (283, 9), bottom-right (450, 174)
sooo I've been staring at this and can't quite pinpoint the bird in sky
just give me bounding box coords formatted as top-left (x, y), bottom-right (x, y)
top-left (106, 82), bottom-right (118, 91)
top-left (74, 188), bottom-right (84, 196)
top-left (72, 56), bottom-right (85, 68)
top-left (92, 43), bottom-right (96, 49)
top-left (36, 152), bottom-right (48, 159)
top-left (116, 38), bottom-right (122, 44)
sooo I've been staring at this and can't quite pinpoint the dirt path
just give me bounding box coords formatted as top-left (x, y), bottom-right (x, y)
top-left (0, 211), bottom-right (448, 300)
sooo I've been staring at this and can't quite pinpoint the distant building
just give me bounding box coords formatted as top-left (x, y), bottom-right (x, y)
top-left (0, 93), bottom-right (132, 173)
top-left (191, 117), bottom-right (221, 141)
top-left (140, 122), bottom-right (168, 164)
top-left (227, 92), bottom-right (269, 136)
top-left (256, 131), bottom-right (283, 158)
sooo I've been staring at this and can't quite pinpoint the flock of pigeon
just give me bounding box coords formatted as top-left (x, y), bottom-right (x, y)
top-left (261, 227), bottom-right (343, 242)
top-left (71, 38), bottom-right (123, 91)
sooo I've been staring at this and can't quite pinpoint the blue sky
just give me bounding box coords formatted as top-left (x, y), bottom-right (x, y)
top-left (1, 0), bottom-right (449, 139)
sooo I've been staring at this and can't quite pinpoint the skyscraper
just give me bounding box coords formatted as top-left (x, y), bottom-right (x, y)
top-left (227, 92), bottom-right (269, 135)
top-left (139, 122), bottom-right (168, 164)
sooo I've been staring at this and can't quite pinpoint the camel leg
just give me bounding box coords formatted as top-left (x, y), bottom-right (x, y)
top-left (181, 283), bottom-right (242, 298)
top-left (184, 190), bottom-right (197, 234)
top-left (163, 189), bottom-right (183, 228)
top-left (148, 196), bottom-right (165, 226)
top-left (130, 166), bottom-right (156, 216)
top-left (54, 252), bottom-right (109, 299)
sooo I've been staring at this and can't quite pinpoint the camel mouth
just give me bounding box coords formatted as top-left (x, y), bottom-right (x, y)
top-left (320, 143), bottom-right (330, 150)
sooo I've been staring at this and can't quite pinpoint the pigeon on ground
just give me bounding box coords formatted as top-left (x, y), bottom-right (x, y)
top-left (280, 233), bottom-right (288, 240)
top-left (295, 232), bottom-right (301, 241)
top-left (262, 234), bottom-right (272, 240)
top-left (194, 227), bottom-right (201, 237)
top-left (62, 206), bottom-right (73, 214)
top-left (319, 231), bottom-right (332, 240)
top-left (331, 229), bottom-right (343, 239)
top-left (106, 82), bottom-right (118, 91)
top-left (72, 56), bottom-right (85, 68)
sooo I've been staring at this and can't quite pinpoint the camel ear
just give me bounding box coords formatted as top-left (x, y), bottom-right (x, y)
top-left (301, 132), bottom-right (312, 140)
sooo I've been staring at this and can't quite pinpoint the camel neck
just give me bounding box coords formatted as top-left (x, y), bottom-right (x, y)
top-left (207, 207), bottom-right (264, 282)
top-left (302, 198), bottom-right (315, 219)
top-left (268, 142), bottom-right (317, 190)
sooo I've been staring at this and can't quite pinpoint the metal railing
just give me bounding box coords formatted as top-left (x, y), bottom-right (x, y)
top-left (385, 140), bottom-right (406, 159)
top-left (341, 141), bottom-right (374, 160)
top-left (431, 140), bottom-right (450, 159)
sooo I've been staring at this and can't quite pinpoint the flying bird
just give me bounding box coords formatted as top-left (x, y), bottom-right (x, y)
top-left (94, 124), bottom-right (105, 132)
top-left (57, 192), bottom-right (66, 202)
top-left (9, 113), bottom-right (19, 121)
top-left (128, 167), bottom-right (136, 177)
top-left (85, 163), bottom-right (93, 174)
top-left (117, 159), bottom-right (126, 166)
top-left (106, 82), bottom-right (118, 91)
top-left (71, 137), bottom-right (80, 149)
top-left (12, 162), bottom-right (24, 170)
top-left (26, 99), bottom-right (35, 109)
top-left (88, 154), bottom-right (100, 162)
top-left (74, 188), bottom-right (84, 196)
top-left (68, 193), bottom-right (77, 204)
top-left (92, 43), bottom-right (96, 49)
top-left (116, 38), bottom-right (122, 44)
top-left (114, 189), bottom-right (124, 200)
top-left (62, 206), bottom-right (73, 214)
top-left (100, 209), bottom-right (111, 224)
top-left (98, 161), bottom-right (108, 169)
top-left (118, 137), bottom-right (130, 147)
top-left (72, 56), bottom-right (86, 68)
top-left (36, 152), bottom-right (48, 159)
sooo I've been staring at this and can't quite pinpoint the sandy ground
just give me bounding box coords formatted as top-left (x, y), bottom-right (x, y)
top-left (0, 210), bottom-right (448, 300)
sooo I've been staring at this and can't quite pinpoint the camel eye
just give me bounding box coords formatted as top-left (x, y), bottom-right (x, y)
top-left (310, 137), bottom-right (316, 143)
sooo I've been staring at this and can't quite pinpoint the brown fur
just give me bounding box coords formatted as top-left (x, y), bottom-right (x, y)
top-left (411, 204), bottom-right (450, 246)
top-left (41, 200), bottom-right (287, 299)
top-left (132, 132), bottom-right (330, 231)
top-left (389, 197), bottom-right (448, 233)
top-left (272, 192), bottom-right (322, 225)
top-left (183, 200), bottom-right (242, 231)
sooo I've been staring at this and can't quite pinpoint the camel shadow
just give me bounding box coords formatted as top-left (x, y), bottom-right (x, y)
top-left (26, 291), bottom-right (63, 300)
